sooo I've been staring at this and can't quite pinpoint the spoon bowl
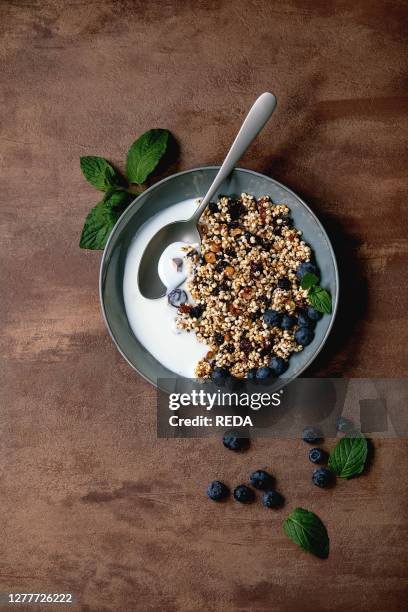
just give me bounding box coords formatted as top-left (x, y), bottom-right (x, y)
top-left (138, 92), bottom-right (277, 298)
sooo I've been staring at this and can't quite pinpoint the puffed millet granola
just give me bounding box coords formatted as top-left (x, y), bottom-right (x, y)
top-left (175, 193), bottom-right (312, 379)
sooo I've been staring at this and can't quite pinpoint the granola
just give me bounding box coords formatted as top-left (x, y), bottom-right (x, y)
top-left (175, 193), bottom-right (317, 379)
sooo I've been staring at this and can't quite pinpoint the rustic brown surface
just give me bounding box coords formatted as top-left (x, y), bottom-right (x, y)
top-left (1, 1), bottom-right (408, 611)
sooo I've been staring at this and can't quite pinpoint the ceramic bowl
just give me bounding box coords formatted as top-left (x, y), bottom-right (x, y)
top-left (100, 167), bottom-right (339, 391)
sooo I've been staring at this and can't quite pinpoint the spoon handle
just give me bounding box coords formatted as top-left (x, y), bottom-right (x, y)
top-left (192, 92), bottom-right (277, 223)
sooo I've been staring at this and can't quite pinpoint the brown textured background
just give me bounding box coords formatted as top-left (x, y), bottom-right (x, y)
top-left (1, 1), bottom-right (408, 611)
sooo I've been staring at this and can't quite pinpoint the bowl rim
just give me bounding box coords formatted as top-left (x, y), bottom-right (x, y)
top-left (99, 166), bottom-right (340, 387)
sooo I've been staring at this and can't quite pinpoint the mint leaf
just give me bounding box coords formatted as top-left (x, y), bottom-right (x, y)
top-left (103, 188), bottom-right (134, 212)
top-left (126, 129), bottom-right (169, 184)
top-left (79, 189), bottom-right (134, 250)
top-left (328, 435), bottom-right (368, 478)
top-left (301, 272), bottom-right (319, 290)
top-left (80, 156), bottom-right (124, 191)
top-left (308, 286), bottom-right (332, 314)
top-left (283, 508), bottom-right (329, 559)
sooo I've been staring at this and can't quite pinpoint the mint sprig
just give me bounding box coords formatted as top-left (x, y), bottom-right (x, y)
top-left (80, 156), bottom-right (125, 192)
top-left (328, 435), bottom-right (368, 478)
top-left (79, 130), bottom-right (170, 250)
top-left (300, 271), bottom-right (332, 314)
top-left (126, 129), bottom-right (169, 185)
top-left (283, 507), bottom-right (329, 559)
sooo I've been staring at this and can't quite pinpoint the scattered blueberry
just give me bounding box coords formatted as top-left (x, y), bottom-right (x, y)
top-left (250, 470), bottom-right (274, 490)
top-left (256, 367), bottom-right (271, 381)
top-left (190, 304), bottom-right (205, 318)
top-left (281, 314), bottom-right (297, 330)
top-left (336, 416), bottom-right (355, 433)
top-left (297, 309), bottom-right (315, 328)
top-left (269, 356), bottom-right (288, 376)
top-left (208, 201), bottom-right (219, 213)
top-left (207, 480), bottom-right (229, 501)
top-left (211, 367), bottom-right (229, 385)
top-left (278, 277), bottom-right (291, 290)
top-left (263, 309), bottom-right (282, 327)
top-left (262, 490), bottom-right (284, 508)
top-left (294, 326), bottom-right (314, 346)
top-left (302, 426), bottom-right (323, 444)
top-left (296, 261), bottom-right (319, 280)
top-left (233, 485), bottom-right (255, 503)
top-left (167, 288), bottom-right (188, 308)
top-left (307, 306), bottom-right (322, 321)
top-left (312, 467), bottom-right (334, 488)
top-left (223, 429), bottom-right (250, 451)
top-left (308, 448), bottom-right (328, 464)
top-left (247, 368), bottom-right (257, 380)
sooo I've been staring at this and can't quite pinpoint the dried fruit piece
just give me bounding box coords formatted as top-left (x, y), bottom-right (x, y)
top-left (204, 252), bottom-right (217, 264)
top-left (224, 266), bottom-right (235, 277)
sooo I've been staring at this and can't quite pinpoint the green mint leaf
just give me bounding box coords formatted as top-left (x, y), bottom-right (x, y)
top-left (80, 156), bottom-right (124, 191)
top-left (79, 200), bottom-right (120, 250)
top-left (103, 188), bottom-right (134, 212)
top-left (308, 286), bottom-right (332, 314)
top-left (328, 435), bottom-right (368, 478)
top-left (301, 272), bottom-right (319, 290)
top-left (126, 129), bottom-right (169, 184)
top-left (283, 508), bottom-right (329, 559)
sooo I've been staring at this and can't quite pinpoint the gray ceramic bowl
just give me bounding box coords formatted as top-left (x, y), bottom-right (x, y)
top-left (100, 167), bottom-right (339, 391)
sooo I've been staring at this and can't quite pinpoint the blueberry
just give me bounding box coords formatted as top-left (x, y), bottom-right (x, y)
top-left (296, 261), bottom-right (319, 280)
top-left (278, 277), bottom-right (291, 290)
top-left (211, 367), bottom-right (229, 385)
top-left (250, 470), bottom-right (274, 490)
top-left (336, 416), bottom-right (354, 433)
top-left (269, 356), bottom-right (288, 377)
top-left (297, 309), bottom-right (314, 328)
top-left (308, 448), bottom-right (328, 464)
top-left (228, 200), bottom-right (246, 220)
top-left (262, 490), bottom-right (284, 508)
top-left (307, 306), bottom-right (322, 321)
top-left (281, 314), bottom-right (297, 330)
top-left (223, 429), bottom-right (250, 451)
top-left (190, 305), bottom-right (205, 318)
top-left (312, 467), bottom-right (334, 488)
top-left (256, 367), bottom-right (271, 381)
top-left (233, 485), bottom-right (255, 503)
top-left (263, 309), bottom-right (282, 327)
top-left (247, 368), bottom-right (257, 380)
top-left (302, 426), bottom-right (323, 444)
top-left (214, 333), bottom-right (224, 346)
top-left (167, 288), bottom-right (188, 308)
top-left (209, 201), bottom-right (219, 213)
top-left (207, 480), bottom-right (229, 501)
top-left (294, 326), bottom-right (314, 346)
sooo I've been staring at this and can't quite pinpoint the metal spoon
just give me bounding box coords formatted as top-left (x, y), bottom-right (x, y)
top-left (138, 92), bottom-right (277, 299)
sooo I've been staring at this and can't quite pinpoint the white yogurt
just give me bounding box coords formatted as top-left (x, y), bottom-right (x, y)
top-left (123, 198), bottom-right (210, 378)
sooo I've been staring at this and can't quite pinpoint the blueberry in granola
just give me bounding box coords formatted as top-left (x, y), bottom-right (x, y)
top-left (263, 309), bottom-right (282, 327)
top-left (281, 314), bottom-right (296, 330)
top-left (269, 356), bottom-right (288, 376)
top-left (294, 326), bottom-right (314, 346)
top-left (296, 261), bottom-right (319, 280)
